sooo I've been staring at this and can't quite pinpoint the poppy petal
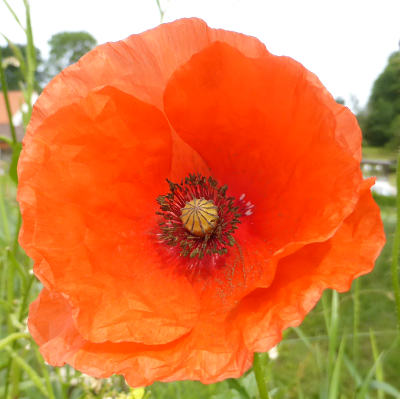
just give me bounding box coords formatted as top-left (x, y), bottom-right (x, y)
top-left (20, 18), bottom-right (385, 386)
top-left (28, 18), bottom-right (267, 136)
top-left (28, 19), bottom-right (267, 184)
top-left (29, 289), bottom-right (253, 385)
top-left (231, 179), bottom-right (385, 351)
top-left (27, 19), bottom-right (267, 188)
top-left (164, 41), bottom-right (363, 258)
top-left (28, 289), bottom-right (85, 367)
top-left (19, 86), bottom-right (200, 345)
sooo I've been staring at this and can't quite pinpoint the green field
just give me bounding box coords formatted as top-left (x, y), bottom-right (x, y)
top-left (362, 146), bottom-right (398, 161)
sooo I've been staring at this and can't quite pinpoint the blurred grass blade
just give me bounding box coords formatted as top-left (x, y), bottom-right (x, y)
top-left (34, 346), bottom-right (56, 399)
top-left (322, 291), bottom-right (331, 332)
top-left (370, 381), bottom-right (400, 398)
top-left (0, 298), bottom-right (12, 312)
top-left (0, 47), bottom-right (18, 144)
top-left (0, 135), bottom-right (13, 145)
top-left (253, 352), bottom-right (270, 399)
top-left (0, 332), bottom-right (30, 350)
top-left (7, 251), bottom-right (16, 333)
top-left (353, 278), bottom-right (361, 365)
top-left (358, 352), bottom-right (385, 399)
top-left (328, 291), bottom-right (340, 380)
top-left (0, 33), bottom-right (28, 77)
top-left (4, 346), bottom-right (49, 397)
top-left (297, 381), bottom-right (305, 399)
top-left (13, 211), bottom-right (22, 253)
top-left (155, 0), bottom-right (165, 22)
top-left (344, 354), bottom-right (362, 387)
top-left (392, 153), bottom-right (400, 331)
top-left (2, 0), bottom-right (26, 31)
top-left (0, 41), bottom-right (22, 184)
top-left (328, 335), bottom-right (346, 399)
top-left (0, 179), bottom-right (11, 242)
top-left (23, 0), bottom-right (36, 68)
top-left (292, 327), bottom-right (323, 375)
top-left (23, 0), bottom-right (36, 121)
top-left (292, 327), bottom-right (313, 352)
top-left (369, 329), bottom-right (385, 399)
top-left (7, 248), bottom-right (28, 287)
top-left (227, 378), bottom-right (251, 399)
top-left (9, 313), bottom-right (25, 331)
top-left (9, 142), bottom-right (22, 184)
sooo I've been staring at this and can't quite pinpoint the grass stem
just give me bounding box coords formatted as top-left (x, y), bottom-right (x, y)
top-left (253, 353), bottom-right (270, 399)
top-left (353, 278), bottom-right (361, 365)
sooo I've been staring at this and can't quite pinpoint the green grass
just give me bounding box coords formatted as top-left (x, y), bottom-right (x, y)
top-left (362, 146), bottom-right (398, 161)
top-left (274, 197), bottom-right (399, 398)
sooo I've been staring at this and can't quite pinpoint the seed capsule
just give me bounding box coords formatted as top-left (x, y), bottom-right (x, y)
top-left (180, 198), bottom-right (219, 237)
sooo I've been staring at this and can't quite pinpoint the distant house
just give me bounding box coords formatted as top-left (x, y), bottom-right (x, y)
top-left (0, 91), bottom-right (26, 161)
top-left (361, 158), bottom-right (397, 196)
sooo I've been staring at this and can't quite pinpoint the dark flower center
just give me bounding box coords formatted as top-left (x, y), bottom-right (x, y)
top-left (156, 174), bottom-right (244, 259)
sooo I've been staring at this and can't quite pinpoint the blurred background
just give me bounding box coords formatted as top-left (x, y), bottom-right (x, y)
top-left (0, 1), bottom-right (400, 398)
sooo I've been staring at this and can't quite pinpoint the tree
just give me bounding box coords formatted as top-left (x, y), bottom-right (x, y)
top-left (335, 96), bottom-right (345, 105)
top-left (0, 44), bottom-right (44, 90)
top-left (362, 51), bottom-right (400, 147)
top-left (47, 31), bottom-right (97, 77)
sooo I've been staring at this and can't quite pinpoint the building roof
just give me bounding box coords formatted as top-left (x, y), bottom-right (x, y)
top-left (0, 91), bottom-right (25, 144)
top-left (0, 91), bottom-right (24, 124)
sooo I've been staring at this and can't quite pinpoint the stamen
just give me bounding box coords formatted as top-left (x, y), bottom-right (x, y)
top-left (156, 174), bottom-right (249, 260)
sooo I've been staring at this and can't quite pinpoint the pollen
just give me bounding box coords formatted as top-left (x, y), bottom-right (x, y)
top-left (180, 198), bottom-right (219, 237)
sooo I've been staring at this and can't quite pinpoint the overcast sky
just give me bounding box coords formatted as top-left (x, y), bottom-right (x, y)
top-left (1, 0), bottom-right (399, 111)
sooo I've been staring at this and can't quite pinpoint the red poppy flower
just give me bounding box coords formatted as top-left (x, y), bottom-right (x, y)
top-left (18, 18), bottom-right (385, 386)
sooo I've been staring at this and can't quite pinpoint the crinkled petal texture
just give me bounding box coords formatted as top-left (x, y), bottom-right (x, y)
top-left (19, 18), bottom-right (385, 385)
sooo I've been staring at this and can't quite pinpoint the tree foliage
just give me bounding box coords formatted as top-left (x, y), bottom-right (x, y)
top-left (362, 51), bottom-right (400, 147)
top-left (0, 44), bottom-right (44, 90)
top-left (335, 96), bottom-right (345, 105)
top-left (47, 31), bottom-right (97, 76)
